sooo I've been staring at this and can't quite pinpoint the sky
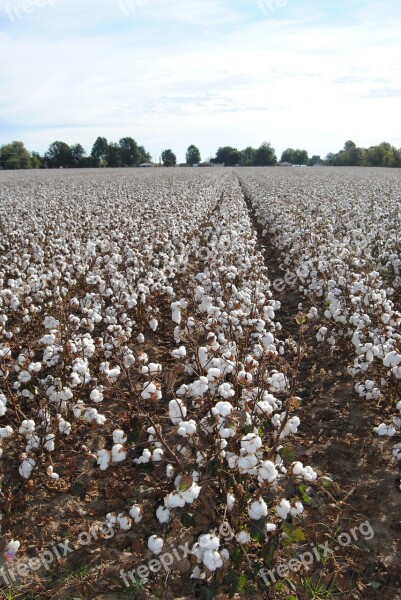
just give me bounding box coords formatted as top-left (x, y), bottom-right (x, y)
top-left (0, 0), bottom-right (400, 163)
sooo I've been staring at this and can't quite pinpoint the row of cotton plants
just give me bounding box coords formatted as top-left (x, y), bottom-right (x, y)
top-left (239, 167), bottom-right (401, 466)
top-left (0, 170), bottom-right (317, 587)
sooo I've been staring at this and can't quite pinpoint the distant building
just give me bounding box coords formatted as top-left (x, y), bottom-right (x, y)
top-left (278, 161), bottom-right (293, 167)
top-left (139, 162), bottom-right (154, 168)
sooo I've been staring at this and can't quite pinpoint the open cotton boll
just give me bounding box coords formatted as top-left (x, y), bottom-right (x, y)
top-left (133, 449), bottom-right (152, 464)
top-left (203, 550), bottom-right (223, 571)
top-left (129, 505), bottom-right (143, 523)
top-left (177, 420), bottom-right (197, 437)
top-left (40, 333), bottom-right (56, 345)
top-left (112, 444), bottom-right (127, 463)
top-left (236, 531), bottom-right (251, 545)
top-left (199, 533), bottom-right (220, 552)
top-left (227, 493), bottom-right (236, 511)
top-left (169, 399), bottom-right (187, 424)
top-left (189, 377), bottom-right (209, 397)
top-left (166, 464), bottom-right (174, 478)
top-left (148, 535), bottom-right (164, 555)
top-left (4, 539), bottom-right (20, 560)
top-left (141, 381), bottom-right (162, 401)
top-left (172, 346), bottom-right (186, 359)
top-left (290, 501), bottom-right (304, 517)
top-left (44, 434), bottom-right (56, 452)
top-left (241, 433), bottom-right (262, 454)
top-left (46, 465), bottom-right (60, 480)
top-left (248, 498), bottom-right (268, 520)
top-left (266, 523), bottom-right (277, 533)
top-left (212, 401), bottom-right (233, 418)
top-left (258, 460), bottom-right (278, 483)
top-left (392, 444), bottom-right (401, 461)
top-left (148, 363), bottom-right (162, 375)
top-left (117, 514), bottom-right (132, 531)
top-left (137, 333), bottom-right (145, 343)
top-left (149, 318), bottom-right (158, 332)
top-left (97, 449), bottom-right (111, 470)
top-left (171, 301), bottom-right (182, 324)
top-left (156, 505), bottom-right (171, 524)
top-left (218, 382), bottom-right (235, 399)
top-left (152, 448), bottom-right (164, 462)
top-left (373, 423), bottom-right (396, 436)
top-left (164, 492), bottom-right (186, 508)
top-left (113, 429), bottom-right (127, 444)
top-left (0, 393), bottom-right (8, 417)
top-left (0, 425), bottom-right (13, 440)
top-left (19, 457), bottom-right (36, 479)
top-left (19, 419), bottom-right (36, 435)
top-left (276, 499), bottom-right (291, 520)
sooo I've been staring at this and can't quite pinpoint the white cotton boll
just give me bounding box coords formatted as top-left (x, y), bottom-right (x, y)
top-left (190, 377), bottom-right (209, 397)
top-left (276, 499), bottom-right (291, 520)
top-left (46, 465), bottom-right (59, 480)
top-left (177, 420), bottom-right (197, 437)
top-left (19, 370), bottom-right (31, 383)
top-left (169, 399), bottom-right (187, 424)
top-left (97, 449), bottom-right (111, 470)
top-left (129, 505), bottom-right (143, 523)
top-left (199, 534), bottom-right (220, 552)
top-left (40, 333), bottom-right (56, 345)
top-left (148, 363), bottom-right (162, 375)
top-left (19, 457), bottom-right (36, 479)
top-left (248, 498), bottom-right (268, 520)
top-left (236, 531), bottom-right (250, 545)
top-left (241, 433), bottom-right (262, 454)
top-left (137, 333), bottom-right (145, 343)
top-left (164, 492), bottom-right (186, 508)
top-left (141, 382), bottom-right (162, 401)
top-left (212, 401), bottom-right (233, 418)
top-left (19, 420), bottom-right (36, 435)
top-left (207, 368), bottom-right (221, 383)
top-left (156, 505), bottom-right (171, 524)
top-left (291, 461), bottom-right (304, 476)
top-left (0, 393), bottom-right (7, 417)
top-left (316, 327), bottom-right (328, 342)
top-left (113, 429), bottom-right (127, 444)
top-left (152, 448), bottom-right (164, 462)
top-left (303, 466), bottom-right (318, 481)
top-left (172, 346), bottom-right (187, 359)
top-left (166, 464), bottom-right (174, 478)
top-left (133, 448), bottom-right (152, 464)
top-left (106, 513), bottom-right (117, 525)
top-left (106, 366), bottom-right (121, 382)
top-left (203, 550), bottom-right (223, 571)
top-left (149, 318), bottom-right (158, 332)
top-left (392, 444), bottom-right (401, 461)
top-left (238, 454), bottom-right (258, 473)
top-left (266, 523), bottom-right (277, 533)
top-left (373, 423), bottom-right (396, 437)
top-left (171, 301), bottom-right (182, 324)
top-left (148, 535), bottom-right (164, 555)
top-left (290, 501), bottom-right (304, 517)
top-left (28, 362), bottom-right (42, 373)
top-left (137, 352), bottom-right (149, 364)
top-left (117, 514), bottom-right (132, 531)
top-left (5, 539), bottom-right (20, 558)
top-left (44, 434), bottom-right (56, 452)
top-left (227, 493), bottom-right (236, 511)
top-left (218, 383), bottom-right (235, 399)
top-left (258, 460), bottom-right (278, 483)
top-left (58, 418), bottom-right (71, 435)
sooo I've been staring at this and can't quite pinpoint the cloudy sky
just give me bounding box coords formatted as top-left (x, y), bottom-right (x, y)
top-left (0, 0), bottom-right (400, 162)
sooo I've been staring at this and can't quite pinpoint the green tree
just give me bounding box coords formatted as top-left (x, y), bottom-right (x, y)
top-left (137, 145), bottom-right (151, 164)
top-left (30, 151), bottom-right (42, 169)
top-left (215, 146), bottom-right (242, 166)
top-left (186, 144), bottom-right (201, 166)
top-left (309, 155), bottom-right (322, 166)
top-left (241, 146), bottom-right (256, 166)
top-left (91, 136), bottom-right (108, 166)
top-left (0, 141), bottom-right (32, 169)
top-left (281, 148), bottom-right (308, 164)
top-left (119, 137), bottom-right (139, 167)
top-left (107, 142), bottom-right (121, 167)
top-left (46, 141), bottom-right (72, 168)
top-left (71, 143), bottom-right (86, 167)
top-left (254, 142), bottom-right (277, 166)
top-left (161, 149), bottom-right (176, 166)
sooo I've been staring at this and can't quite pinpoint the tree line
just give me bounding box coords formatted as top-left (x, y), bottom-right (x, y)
top-left (1, 138), bottom-right (400, 169)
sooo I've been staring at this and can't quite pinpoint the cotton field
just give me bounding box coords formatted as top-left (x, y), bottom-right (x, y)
top-left (0, 167), bottom-right (400, 599)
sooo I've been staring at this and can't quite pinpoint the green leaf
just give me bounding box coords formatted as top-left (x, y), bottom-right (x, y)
top-left (282, 521), bottom-right (306, 543)
top-left (261, 535), bottom-right (279, 568)
top-left (178, 474), bottom-right (193, 492)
